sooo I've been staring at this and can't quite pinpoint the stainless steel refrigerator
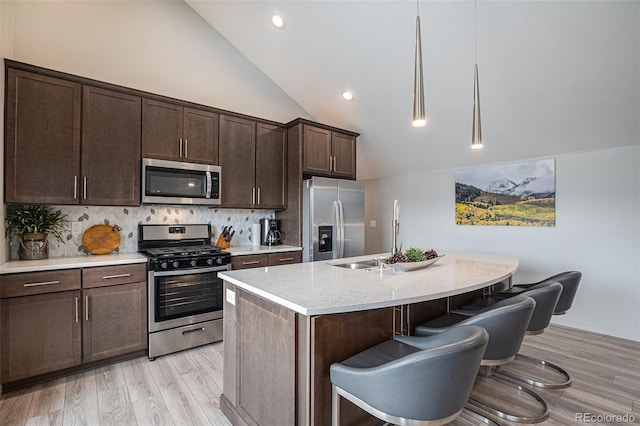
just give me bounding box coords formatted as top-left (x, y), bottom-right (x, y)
top-left (302, 176), bottom-right (365, 262)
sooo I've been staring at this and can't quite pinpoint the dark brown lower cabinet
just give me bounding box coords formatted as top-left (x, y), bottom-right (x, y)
top-left (1, 290), bottom-right (82, 383)
top-left (82, 281), bottom-right (147, 363)
top-left (0, 264), bottom-right (147, 386)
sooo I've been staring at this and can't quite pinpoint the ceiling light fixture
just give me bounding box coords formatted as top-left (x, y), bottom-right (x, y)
top-left (471, 0), bottom-right (483, 149)
top-left (412, 0), bottom-right (426, 127)
top-left (270, 13), bottom-right (286, 30)
top-left (342, 91), bottom-right (354, 101)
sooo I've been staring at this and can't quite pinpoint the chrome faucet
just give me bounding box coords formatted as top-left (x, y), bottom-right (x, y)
top-left (391, 200), bottom-right (400, 255)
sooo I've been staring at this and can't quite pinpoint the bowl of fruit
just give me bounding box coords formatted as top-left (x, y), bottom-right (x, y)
top-left (386, 248), bottom-right (444, 271)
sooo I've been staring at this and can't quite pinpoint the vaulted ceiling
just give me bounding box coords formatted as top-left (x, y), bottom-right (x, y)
top-left (186, 1), bottom-right (639, 180)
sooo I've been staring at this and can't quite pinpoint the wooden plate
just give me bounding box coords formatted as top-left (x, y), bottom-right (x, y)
top-left (82, 224), bottom-right (121, 255)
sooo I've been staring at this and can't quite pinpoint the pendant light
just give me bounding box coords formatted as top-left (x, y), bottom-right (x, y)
top-left (471, 0), bottom-right (483, 149)
top-left (412, 0), bottom-right (426, 127)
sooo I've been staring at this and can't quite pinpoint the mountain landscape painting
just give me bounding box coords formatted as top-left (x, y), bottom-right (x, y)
top-left (455, 159), bottom-right (555, 226)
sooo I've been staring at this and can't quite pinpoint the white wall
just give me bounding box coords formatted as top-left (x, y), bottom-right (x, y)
top-left (2, 0), bottom-right (309, 124)
top-left (365, 145), bottom-right (640, 341)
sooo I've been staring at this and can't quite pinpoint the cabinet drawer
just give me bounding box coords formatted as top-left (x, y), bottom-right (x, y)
top-left (0, 269), bottom-right (81, 298)
top-left (82, 264), bottom-right (147, 289)
top-left (268, 252), bottom-right (302, 266)
top-left (231, 254), bottom-right (269, 270)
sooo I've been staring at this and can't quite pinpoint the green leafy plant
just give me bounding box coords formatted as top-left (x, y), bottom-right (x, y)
top-left (404, 247), bottom-right (426, 262)
top-left (5, 205), bottom-right (69, 243)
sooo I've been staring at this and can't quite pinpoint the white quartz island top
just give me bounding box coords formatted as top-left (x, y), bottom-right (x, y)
top-left (219, 251), bottom-right (518, 316)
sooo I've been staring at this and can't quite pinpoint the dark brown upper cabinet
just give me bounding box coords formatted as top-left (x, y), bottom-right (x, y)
top-left (82, 86), bottom-right (141, 206)
top-left (142, 98), bottom-right (219, 165)
top-left (302, 124), bottom-right (356, 179)
top-left (4, 69), bottom-right (141, 206)
top-left (219, 115), bottom-right (286, 209)
top-left (5, 68), bottom-right (82, 204)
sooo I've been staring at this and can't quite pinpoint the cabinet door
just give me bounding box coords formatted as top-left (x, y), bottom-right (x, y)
top-left (183, 107), bottom-right (219, 164)
top-left (82, 281), bottom-right (147, 363)
top-left (142, 99), bottom-right (182, 161)
top-left (5, 69), bottom-right (81, 204)
top-left (256, 123), bottom-right (286, 209)
top-left (302, 125), bottom-right (332, 175)
top-left (219, 115), bottom-right (256, 208)
top-left (1, 291), bottom-right (81, 383)
top-left (231, 254), bottom-right (269, 270)
top-left (82, 86), bottom-right (141, 206)
top-left (331, 132), bottom-right (356, 179)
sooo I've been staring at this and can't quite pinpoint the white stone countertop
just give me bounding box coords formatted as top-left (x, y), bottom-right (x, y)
top-left (219, 251), bottom-right (518, 316)
top-left (223, 245), bottom-right (302, 256)
top-left (0, 253), bottom-right (148, 274)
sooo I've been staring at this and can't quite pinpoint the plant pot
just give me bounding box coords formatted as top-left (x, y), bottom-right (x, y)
top-left (18, 233), bottom-right (49, 260)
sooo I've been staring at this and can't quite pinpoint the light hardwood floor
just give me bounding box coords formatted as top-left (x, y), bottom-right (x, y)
top-left (0, 324), bottom-right (638, 426)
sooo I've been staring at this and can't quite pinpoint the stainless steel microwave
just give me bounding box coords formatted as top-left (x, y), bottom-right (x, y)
top-left (142, 158), bottom-right (221, 205)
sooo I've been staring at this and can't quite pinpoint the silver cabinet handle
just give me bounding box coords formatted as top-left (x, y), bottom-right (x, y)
top-left (73, 176), bottom-right (78, 199)
top-left (252, 187), bottom-right (256, 205)
top-left (102, 273), bottom-right (131, 279)
top-left (75, 296), bottom-right (79, 323)
top-left (257, 187), bottom-right (261, 205)
top-left (85, 295), bottom-right (90, 321)
top-left (83, 176), bottom-right (87, 200)
top-left (23, 280), bottom-right (60, 287)
top-left (179, 137), bottom-right (183, 158)
top-left (278, 257), bottom-right (295, 262)
top-left (242, 260), bottom-right (262, 265)
top-left (184, 138), bottom-right (188, 158)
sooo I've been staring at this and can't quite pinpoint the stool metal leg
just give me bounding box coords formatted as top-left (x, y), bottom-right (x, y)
top-left (495, 353), bottom-right (572, 389)
top-left (332, 384), bottom-right (340, 426)
top-left (468, 369), bottom-right (550, 424)
top-left (462, 407), bottom-right (501, 425)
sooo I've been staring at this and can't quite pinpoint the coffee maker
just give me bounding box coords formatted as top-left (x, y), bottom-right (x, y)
top-left (260, 218), bottom-right (282, 246)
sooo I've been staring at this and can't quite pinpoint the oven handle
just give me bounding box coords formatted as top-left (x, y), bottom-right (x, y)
top-left (151, 265), bottom-right (229, 277)
top-left (182, 327), bottom-right (206, 335)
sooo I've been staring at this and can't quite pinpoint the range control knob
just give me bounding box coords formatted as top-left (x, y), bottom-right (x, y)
top-left (207, 258), bottom-right (214, 266)
top-left (190, 259), bottom-right (197, 267)
top-left (216, 257), bottom-right (224, 265)
top-left (160, 261), bottom-right (168, 269)
top-left (172, 261), bottom-right (180, 269)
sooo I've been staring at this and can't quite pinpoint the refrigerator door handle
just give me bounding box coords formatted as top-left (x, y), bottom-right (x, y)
top-left (333, 200), bottom-right (340, 259)
top-left (338, 200), bottom-right (345, 258)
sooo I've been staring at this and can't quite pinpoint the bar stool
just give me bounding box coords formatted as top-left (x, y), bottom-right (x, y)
top-left (412, 295), bottom-right (550, 424)
top-left (329, 325), bottom-right (488, 426)
top-left (492, 271), bottom-right (582, 315)
top-left (457, 281), bottom-right (571, 389)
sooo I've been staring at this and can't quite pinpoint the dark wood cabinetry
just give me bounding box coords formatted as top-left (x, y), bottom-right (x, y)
top-left (82, 86), bottom-right (141, 205)
top-left (219, 116), bottom-right (286, 209)
top-left (4, 66), bottom-right (142, 206)
top-left (142, 98), bottom-right (219, 165)
top-left (302, 124), bottom-right (356, 179)
top-left (4, 68), bottom-right (81, 204)
top-left (230, 251), bottom-right (301, 270)
top-left (0, 263), bottom-right (147, 386)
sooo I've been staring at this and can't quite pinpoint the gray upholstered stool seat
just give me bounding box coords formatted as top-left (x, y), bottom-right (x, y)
top-left (413, 295), bottom-right (550, 424)
top-left (456, 281), bottom-right (571, 389)
top-left (330, 325), bottom-right (488, 426)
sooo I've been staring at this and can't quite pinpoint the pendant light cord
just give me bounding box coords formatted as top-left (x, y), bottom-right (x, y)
top-left (474, 0), bottom-right (478, 64)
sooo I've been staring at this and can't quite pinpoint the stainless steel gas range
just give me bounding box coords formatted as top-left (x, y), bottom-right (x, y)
top-left (138, 224), bottom-right (230, 360)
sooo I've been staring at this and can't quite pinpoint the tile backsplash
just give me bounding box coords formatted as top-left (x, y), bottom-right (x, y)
top-left (9, 205), bottom-right (274, 259)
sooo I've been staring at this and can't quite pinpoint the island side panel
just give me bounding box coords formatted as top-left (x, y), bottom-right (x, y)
top-left (310, 308), bottom-right (393, 426)
top-left (238, 289), bottom-right (296, 425)
top-left (221, 282), bottom-right (241, 424)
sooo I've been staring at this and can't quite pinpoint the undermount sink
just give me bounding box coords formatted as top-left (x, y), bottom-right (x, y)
top-left (333, 259), bottom-right (381, 270)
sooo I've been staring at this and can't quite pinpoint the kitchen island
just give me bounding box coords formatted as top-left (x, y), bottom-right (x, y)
top-left (219, 251), bottom-right (518, 426)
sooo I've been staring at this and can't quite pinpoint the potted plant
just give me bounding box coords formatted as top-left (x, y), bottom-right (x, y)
top-left (5, 205), bottom-right (69, 260)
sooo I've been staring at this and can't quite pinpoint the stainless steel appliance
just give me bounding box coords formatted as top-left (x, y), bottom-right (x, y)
top-left (302, 177), bottom-right (365, 262)
top-left (142, 158), bottom-right (221, 205)
top-left (260, 218), bottom-right (282, 246)
top-left (138, 224), bottom-right (230, 360)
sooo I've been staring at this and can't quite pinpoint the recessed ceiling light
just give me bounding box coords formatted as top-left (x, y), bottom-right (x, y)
top-left (270, 13), bottom-right (286, 30)
top-left (342, 91), bottom-right (354, 101)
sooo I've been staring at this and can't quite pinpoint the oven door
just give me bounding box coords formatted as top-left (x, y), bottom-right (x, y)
top-left (148, 265), bottom-right (227, 333)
